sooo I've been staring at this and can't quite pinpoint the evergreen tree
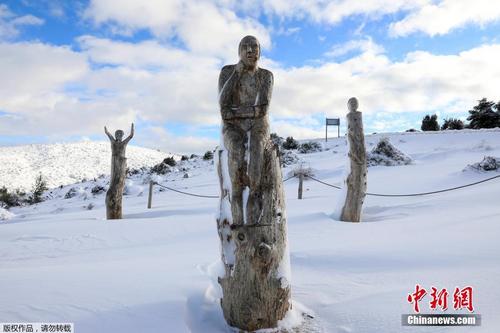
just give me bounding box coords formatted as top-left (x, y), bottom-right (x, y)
top-left (421, 114), bottom-right (440, 131)
top-left (467, 98), bottom-right (500, 129)
top-left (30, 173), bottom-right (48, 204)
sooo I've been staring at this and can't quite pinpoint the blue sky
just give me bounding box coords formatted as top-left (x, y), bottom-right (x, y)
top-left (1, 0), bottom-right (500, 153)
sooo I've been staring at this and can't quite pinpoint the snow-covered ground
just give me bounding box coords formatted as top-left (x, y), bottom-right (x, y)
top-left (1, 129), bottom-right (499, 333)
top-left (0, 141), bottom-right (175, 191)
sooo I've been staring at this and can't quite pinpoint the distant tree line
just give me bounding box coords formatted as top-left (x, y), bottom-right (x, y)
top-left (420, 98), bottom-right (500, 131)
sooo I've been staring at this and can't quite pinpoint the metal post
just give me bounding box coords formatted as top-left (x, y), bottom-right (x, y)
top-left (147, 181), bottom-right (154, 209)
top-left (338, 123), bottom-right (340, 138)
top-left (325, 122), bottom-right (328, 142)
top-left (298, 173), bottom-right (303, 199)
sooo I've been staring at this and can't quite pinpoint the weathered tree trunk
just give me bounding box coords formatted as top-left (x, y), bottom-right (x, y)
top-left (106, 154), bottom-right (126, 219)
top-left (104, 124), bottom-right (134, 220)
top-left (340, 98), bottom-right (367, 222)
top-left (216, 36), bottom-right (291, 331)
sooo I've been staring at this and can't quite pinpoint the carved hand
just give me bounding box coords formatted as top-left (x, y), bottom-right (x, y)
top-left (104, 126), bottom-right (114, 141)
top-left (235, 61), bottom-right (245, 75)
top-left (124, 123), bottom-right (134, 143)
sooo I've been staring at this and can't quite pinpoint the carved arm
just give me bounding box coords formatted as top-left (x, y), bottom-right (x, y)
top-left (104, 126), bottom-right (114, 141)
top-left (221, 105), bottom-right (268, 120)
top-left (124, 123), bottom-right (134, 144)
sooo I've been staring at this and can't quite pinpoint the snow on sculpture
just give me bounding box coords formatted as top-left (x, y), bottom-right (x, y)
top-left (104, 123), bottom-right (134, 220)
top-left (215, 35), bottom-right (292, 331)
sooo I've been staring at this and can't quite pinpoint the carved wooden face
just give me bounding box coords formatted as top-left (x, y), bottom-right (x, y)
top-left (115, 130), bottom-right (124, 141)
top-left (348, 98), bottom-right (359, 112)
top-left (239, 36), bottom-right (260, 68)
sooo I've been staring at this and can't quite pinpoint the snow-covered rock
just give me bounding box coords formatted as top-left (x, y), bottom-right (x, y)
top-left (367, 137), bottom-right (412, 167)
top-left (465, 156), bottom-right (500, 172)
top-left (280, 150), bottom-right (300, 166)
top-left (0, 207), bottom-right (14, 220)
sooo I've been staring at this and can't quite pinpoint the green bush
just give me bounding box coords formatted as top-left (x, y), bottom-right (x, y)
top-left (282, 136), bottom-right (299, 150)
top-left (441, 118), bottom-right (464, 130)
top-left (203, 150), bottom-right (214, 160)
top-left (0, 187), bottom-right (24, 208)
top-left (163, 156), bottom-right (176, 166)
top-left (298, 141), bottom-right (322, 154)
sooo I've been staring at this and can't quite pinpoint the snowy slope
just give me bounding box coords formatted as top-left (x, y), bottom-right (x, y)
top-left (0, 141), bottom-right (175, 191)
top-left (1, 129), bottom-right (500, 333)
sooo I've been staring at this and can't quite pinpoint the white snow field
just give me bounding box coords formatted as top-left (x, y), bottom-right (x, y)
top-left (1, 129), bottom-right (500, 333)
top-left (0, 141), bottom-right (173, 191)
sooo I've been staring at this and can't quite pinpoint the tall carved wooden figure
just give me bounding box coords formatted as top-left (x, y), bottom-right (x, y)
top-left (104, 123), bottom-right (134, 220)
top-left (216, 36), bottom-right (291, 331)
top-left (340, 98), bottom-right (367, 222)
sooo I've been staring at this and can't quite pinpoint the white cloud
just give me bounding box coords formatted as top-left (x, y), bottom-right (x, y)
top-left (78, 35), bottom-right (220, 70)
top-left (84, 0), bottom-right (270, 59)
top-left (3, 0), bottom-right (500, 152)
top-left (271, 119), bottom-right (324, 140)
top-left (0, 41), bottom-right (139, 139)
top-left (139, 126), bottom-right (219, 154)
top-left (10, 14), bottom-right (44, 26)
top-left (223, 0), bottom-right (500, 38)
top-left (223, 0), bottom-right (429, 24)
top-left (269, 43), bottom-right (500, 127)
top-left (3, 36), bottom-right (500, 151)
top-left (84, 0), bottom-right (181, 35)
top-left (77, 37), bottom-right (222, 126)
top-left (0, 41), bottom-right (87, 113)
top-left (0, 4), bottom-right (44, 40)
top-left (315, 0), bottom-right (429, 24)
top-left (83, 1), bottom-right (500, 41)
top-left (390, 0), bottom-right (500, 37)
top-left (0, 37), bottom-right (222, 152)
top-left (325, 37), bottom-right (385, 58)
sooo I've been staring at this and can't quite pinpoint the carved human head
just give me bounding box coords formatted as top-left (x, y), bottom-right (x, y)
top-left (238, 35), bottom-right (260, 69)
top-left (348, 97), bottom-right (359, 113)
top-left (115, 130), bottom-right (124, 141)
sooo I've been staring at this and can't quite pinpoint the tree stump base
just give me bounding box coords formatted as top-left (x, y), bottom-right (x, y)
top-left (234, 312), bottom-right (322, 333)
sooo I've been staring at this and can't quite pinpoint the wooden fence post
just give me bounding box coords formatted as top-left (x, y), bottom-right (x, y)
top-left (147, 181), bottom-right (154, 209)
top-left (298, 173), bottom-right (303, 199)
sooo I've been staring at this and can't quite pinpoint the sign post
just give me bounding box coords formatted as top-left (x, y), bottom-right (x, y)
top-left (325, 118), bottom-right (340, 142)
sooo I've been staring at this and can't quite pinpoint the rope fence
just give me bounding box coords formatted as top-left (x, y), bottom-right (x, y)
top-left (155, 182), bottom-right (219, 199)
top-left (305, 174), bottom-right (500, 197)
top-left (146, 172), bottom-right (500, 208)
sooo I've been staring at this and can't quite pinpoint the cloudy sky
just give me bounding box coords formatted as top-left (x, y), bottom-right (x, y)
top-left (1, 0), bottom-right (500, 153)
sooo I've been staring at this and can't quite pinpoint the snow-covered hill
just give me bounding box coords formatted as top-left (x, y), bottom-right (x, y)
top-left (1, 129), bottom-right (500, 333)
top-left (0, 141), bottom-right (175, 191)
